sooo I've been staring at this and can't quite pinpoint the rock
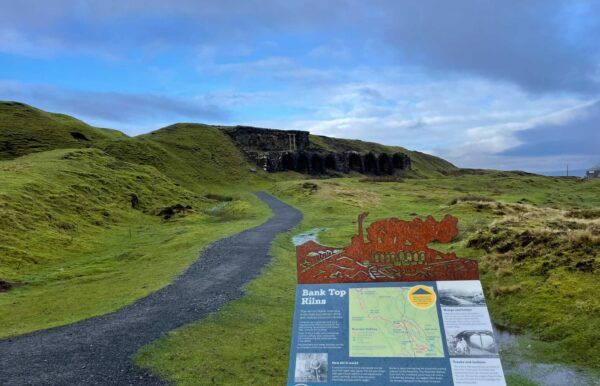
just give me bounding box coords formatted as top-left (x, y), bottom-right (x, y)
top-left (301, 182), bottom-right (319, 192)
top-left (222, 126), bottom-right (411, 175)
top-left (130, 194), bottom-right (140, 209)
top-left (70, 132), bottom-right (90, 141)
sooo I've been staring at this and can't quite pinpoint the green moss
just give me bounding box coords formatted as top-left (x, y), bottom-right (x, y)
top-left (506, 374), bottom-right (539, 386)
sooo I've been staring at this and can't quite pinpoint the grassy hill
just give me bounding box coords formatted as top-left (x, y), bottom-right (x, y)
top-left (0, 102), bottom-right (457, 181)
top-left (0, 101), bottom-right (126, 160)
top-left (103, 123), bottom-right (269, 192)
top-left (0, 102), bottom-right (274, 336)
top-left (0, 147), bottom-right (269, 337)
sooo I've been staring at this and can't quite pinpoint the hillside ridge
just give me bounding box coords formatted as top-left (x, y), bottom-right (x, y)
top-left (0, 101), bottom-right (454, 177)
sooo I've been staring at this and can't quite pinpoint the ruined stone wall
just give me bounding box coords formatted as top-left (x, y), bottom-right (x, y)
top-left (249, 150), bottom-right (411, 175)
top-left (223, 126), bottom-right (309, 151)
top-left (224, 126), bottom-right (411, 175)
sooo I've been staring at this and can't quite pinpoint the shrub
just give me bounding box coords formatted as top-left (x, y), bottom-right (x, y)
top-left (204, 193), bottom-right (234, 202)
top-left (449, 195), bottom-right (495, 205)
top-left (203, 200), bottom-right (252, 221)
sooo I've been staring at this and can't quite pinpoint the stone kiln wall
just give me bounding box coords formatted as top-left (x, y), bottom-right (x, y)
top-left (223, 126), bottom-right (411, 175)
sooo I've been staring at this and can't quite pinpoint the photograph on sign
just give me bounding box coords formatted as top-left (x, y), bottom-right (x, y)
top-left (438, 280), bottom-right (486, 307)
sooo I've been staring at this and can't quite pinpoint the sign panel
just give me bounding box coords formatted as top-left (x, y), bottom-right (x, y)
top-left (296, 213), bottom-right (479, 284)
top-left (288, 214), bottom-right (506, 386)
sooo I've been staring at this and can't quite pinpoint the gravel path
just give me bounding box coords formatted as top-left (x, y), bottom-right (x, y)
top-left (0, 192), bottom-right (302, 385)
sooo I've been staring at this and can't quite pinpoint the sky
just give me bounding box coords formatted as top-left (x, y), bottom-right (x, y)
top-left (0, 0), bottom-right (598, 173)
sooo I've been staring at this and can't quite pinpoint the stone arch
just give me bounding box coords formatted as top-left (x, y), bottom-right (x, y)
top-left (348, 152), bottom-right (363, 172)
top-left (364, 152), bottom-right (378, 174)
top-left (378, 153), bottom-right (393, 175)
top-left (282, 152), bottom-right (295, 171)
top-left (296, 153), bottom-right (309, 173)
top-left (325, 154), bottom-right (337, 171)
top-left (310, 154), bottom-right (324, 174)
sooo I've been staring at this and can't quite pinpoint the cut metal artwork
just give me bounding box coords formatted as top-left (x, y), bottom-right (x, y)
top-left (296, 213), bottom-right (479, 284)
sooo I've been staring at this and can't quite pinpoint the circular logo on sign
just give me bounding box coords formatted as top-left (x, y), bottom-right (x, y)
top-left (407, 285), bottom-right (436, 309)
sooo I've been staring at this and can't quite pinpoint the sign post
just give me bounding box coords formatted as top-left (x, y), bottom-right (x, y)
top-left (287, 213), bottom-right (506, 386)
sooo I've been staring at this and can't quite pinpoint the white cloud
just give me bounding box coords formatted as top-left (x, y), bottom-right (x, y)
top-left (240, 67), bottom-right (588, 171)
top-left (0, 79), bottom-right (229, 134)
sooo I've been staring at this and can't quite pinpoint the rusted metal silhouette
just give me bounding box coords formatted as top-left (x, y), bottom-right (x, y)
top-left (296, 213), bottom-right (479, 284)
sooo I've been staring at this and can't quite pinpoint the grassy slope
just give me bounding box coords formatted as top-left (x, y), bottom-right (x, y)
top-left (136, 175), bottom-right (600, 385)
top-left (0, 101), bottom-right (126, 160)
top-left (0, 103), bottom-right (455, 336)
top-left (104, 123), bottom-right (272, 193)
top-left (0, 148), bottom-right (270, 337)
top-left (0, 104), bottom-right (277, 337)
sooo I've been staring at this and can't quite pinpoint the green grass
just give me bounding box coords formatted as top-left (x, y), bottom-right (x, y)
top-left (2, 102), bottom-right (599, 384)
top-left (506, 374), bottom-right (539, 386)
top-left (0, 148), bottom-right (270, 337)
top-left (103, 123), bottom-right (273, 192)
top-left (0, 103), bottom-right (286, 337)
top-left (136, 175), bottom-right (600, 384)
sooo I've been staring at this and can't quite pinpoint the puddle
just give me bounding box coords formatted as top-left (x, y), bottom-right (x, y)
top-left (292, 228), bottom-right (328, 246)
top-left (494, 324), bottom-right (599, 385)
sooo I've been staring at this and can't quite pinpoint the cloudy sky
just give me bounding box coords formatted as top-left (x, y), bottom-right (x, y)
top-left (1, 1), bottom-right (598, 172)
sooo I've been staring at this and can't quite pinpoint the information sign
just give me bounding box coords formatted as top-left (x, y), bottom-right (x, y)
top-left (287, 213), bottom-right (506, 386)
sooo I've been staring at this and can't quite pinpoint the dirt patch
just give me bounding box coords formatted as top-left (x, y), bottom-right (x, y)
top-left (0, 280), bottom-right (14, 292)
top-left (157, 204), bottom-right (192, 220)
top-left (449, 195), bottom-right (495, 205)
top-left (70, 132), bottom-right (90, 141)
top-left (130, 194), bottom-right (140, 209)
top-left (301, 182), bottom-right (319, 193)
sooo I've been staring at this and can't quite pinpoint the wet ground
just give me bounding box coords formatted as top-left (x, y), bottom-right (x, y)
top-left (292, 227), bottom-right (329, 246)
top-left (495, 325), bottom-right (600, 386)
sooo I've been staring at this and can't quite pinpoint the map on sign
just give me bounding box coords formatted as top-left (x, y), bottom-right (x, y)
top-left (349, 287), bottom-right (444, 358)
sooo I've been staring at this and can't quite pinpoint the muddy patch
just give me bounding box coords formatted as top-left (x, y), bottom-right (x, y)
top-left (0, 280), bottom-right (14, 292)
top-left (157, 204), bottom-right (192, 220)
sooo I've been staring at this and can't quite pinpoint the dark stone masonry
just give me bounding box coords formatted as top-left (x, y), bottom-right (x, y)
top-left (223, 126), bottom-right (411, 175)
